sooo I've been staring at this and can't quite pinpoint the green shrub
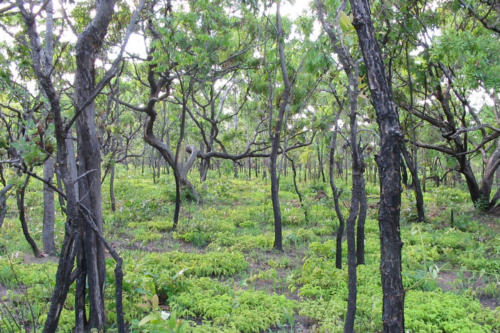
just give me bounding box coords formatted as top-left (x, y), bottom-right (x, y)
top-left (172, 277), bottom-right (297, 332)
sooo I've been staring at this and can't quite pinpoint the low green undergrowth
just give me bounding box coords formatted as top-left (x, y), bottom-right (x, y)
top-left (0, 169), bottom-right (498, 332)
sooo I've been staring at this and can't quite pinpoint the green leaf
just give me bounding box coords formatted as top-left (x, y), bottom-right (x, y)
top-left (339, 11), bottom-right (353, 32)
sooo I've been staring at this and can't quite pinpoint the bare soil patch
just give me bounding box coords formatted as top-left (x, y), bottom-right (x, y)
top-left (437, 270), bottom-right (499, 310)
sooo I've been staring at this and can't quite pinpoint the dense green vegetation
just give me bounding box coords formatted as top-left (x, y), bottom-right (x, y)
top-left (1, 168), bottom-right (498, 331)
top-left (1, 0), bottom-right (499, 331)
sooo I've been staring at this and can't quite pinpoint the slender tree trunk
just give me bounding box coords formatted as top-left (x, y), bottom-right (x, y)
top-left (270, 152), bottom-right (283, 250)
top-left (233, 161), bottom-right (239, 178)
top-left (110, 162), bottom-right (116, 212)
top-left (288, 155), bottom-right (309, 224)
top-left (0, 184), bottom-right (13, 229)
top-left (329, 123), bottom-right (345, 270)
top-left (17, 174), bottom-right (42, 258)
top-left (422, 165), bottom-right (426, 192)
top-left (43, 157), bottom-right (57, 255)
top-left (200, 158), bottom-right (209, 181)
top-left (345, 173), bottom-right (360, 333)
top-left (248, 157), bottom-right (252, 179)
top-left (317, 142), bottom-right (326, 183)
top-left (401, 144), bottom-right (425, 221)
top-left (271, 3), bottom-right (291, 252)
top-left (356, 173), bottom-right (367, 265)
top-left (350, 0), bottom-right (405, 331)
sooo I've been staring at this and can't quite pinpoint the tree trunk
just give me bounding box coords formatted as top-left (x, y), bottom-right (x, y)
top-left (200, 158), bottom-right (209, 182)
top-left (350, 0), bottom-right (405, 331)
top-left (317, 142), bottom-right (326, 183)
top-left (356, 173), bottom-right (367, 265)
top-left (401, 157), bottom-right (408, 187)
top-left (19, 0), bottom-right (129, 329)
top-left (478, 139), bottom-right (500, 209)
top-left (330, 131), bottom-right (346, 269)
top-left (73, 0), bottom-right (116, 328)
top-left (248, 157), bottom-right (252, 179)
top-left (0, 184), bottom-right (13, 229)
top-left (401, 144), bottom-right (425, 222)
top-left (270, 149), bottom-right (283, 251)
top-left (110, 162), bottom-right (116, 212)
top-left (287, 155), bottom-right (309, 224)
top-left (43, 157), bottom-right (57, 255)
top-left (270, 3), bottom-right (291, 252)
top-left (17, 174), bottom-right (42, 258)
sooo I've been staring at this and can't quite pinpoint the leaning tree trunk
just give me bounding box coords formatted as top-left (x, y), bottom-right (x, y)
top-left (349, 0), bottom-right (405, 331)
top-left (43, 157), bottom-right (57, 255)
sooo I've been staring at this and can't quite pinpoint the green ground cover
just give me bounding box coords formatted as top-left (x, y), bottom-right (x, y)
top-left (0, 167), bottom-right (498, 332)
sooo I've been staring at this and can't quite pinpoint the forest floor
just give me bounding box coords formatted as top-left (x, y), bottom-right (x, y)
top-left (0, 167), bottom-right (499, 332)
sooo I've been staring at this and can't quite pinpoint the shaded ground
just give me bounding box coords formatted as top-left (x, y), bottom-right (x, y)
top-left (437, 270), bottom-right (499, 310)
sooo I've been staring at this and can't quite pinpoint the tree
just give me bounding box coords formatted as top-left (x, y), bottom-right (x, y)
top-left (393, 2), bottom-right (500, 210)
top-left (349, 0), bottom-right (405, 331)
top-left (17, 0), bottom-right (144, 329)
top-left (315, 1), bottom-right (369, 329)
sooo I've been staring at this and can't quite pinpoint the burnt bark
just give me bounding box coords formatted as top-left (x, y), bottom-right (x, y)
top-left (43, 157), bottom-right (57, 255)
top-left (349, 0), bottom-right (405, 331)
top-left (315, 3), bottom-right (369, 329)
top-left (73, 0), bottom-right (117, 327)
top-left (110, 162), bottom-right (116, 212)
top-left (287, 154), bottom-right (309, 224)
top-left (356, 172), bottom-right (367, 265)
top-left (401, 144), bottom-right (425, 222)
top-left (271, 3), bottom-right (292, 251)
top-left (0, 184), bottom-right (13, 228)
top-left (17, 174), bottom-right (42, 258)
top-left (329, 128), bottom-right (345, 269)
top-left (18, 0), bottom-right (138, 330)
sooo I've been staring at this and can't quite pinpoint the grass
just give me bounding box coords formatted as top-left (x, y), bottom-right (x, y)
top-left (0, 166), bottom-right (498, 332)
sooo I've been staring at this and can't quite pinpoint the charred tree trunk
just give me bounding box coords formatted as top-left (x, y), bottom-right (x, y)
top-left (350, 0), bottom-right (405, 331)
top-left (330, 130), bottom-right (346, 269)
top-left (270, 3), bottom-right (291, 252)
top-left (401, 144), bottom-right (425, 222)
top-left (200, 158), bottom-right (210, 182)
top-left (17, 174), bottom-right (42, 258)
top-left (43, 157), bottom-right (57, 255)
top-left (356, 172), bottom-right (367, 265)
top-left (73, 0), bottom-right (117, 325)
top-left (287, 154), bottom-right (309, 224)
top-left (0, 184), bottom-right (13, 229)
top-left (317, 142), bottom-right (326, 183)
top-left (110, 162), bottom-right (116, 212)
top-left (401, 157), bottom-right (408, 187)
top-left (19, 0), bottom-right (133, 329)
